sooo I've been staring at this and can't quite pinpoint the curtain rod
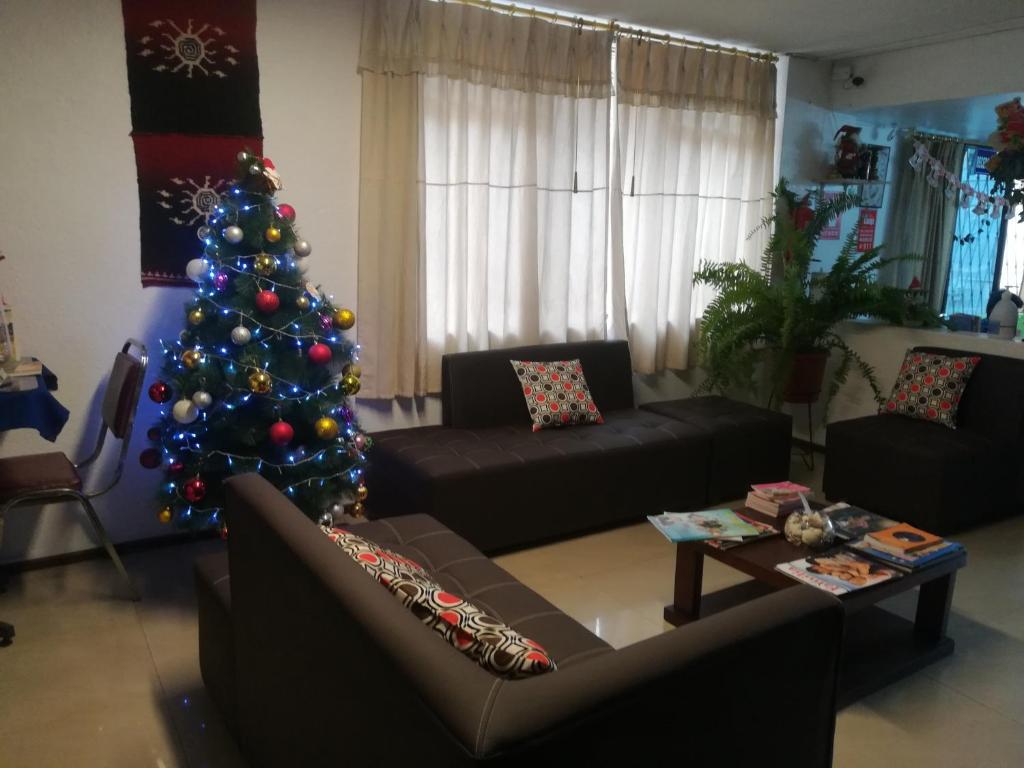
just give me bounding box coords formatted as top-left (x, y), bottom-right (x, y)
top-left (441, 0), bottom-right (779, 63)
top-left (911, 130), bottom-right (968, 144)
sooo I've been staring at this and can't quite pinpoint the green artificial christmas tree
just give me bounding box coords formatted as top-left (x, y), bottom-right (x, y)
top-left (145, 152), bottom-right (369, 532)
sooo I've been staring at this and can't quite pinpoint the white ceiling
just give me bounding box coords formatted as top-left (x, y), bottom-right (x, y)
top-left (538, 0), bottom-right (1024, 58)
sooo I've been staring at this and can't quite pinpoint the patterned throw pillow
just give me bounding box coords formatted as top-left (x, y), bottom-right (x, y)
top-left (321, 527), bottom-right (556, 678)
top-left (510, 359), bottom-right (604, 432)
top-left (880, 350), bottom-right (980, 429)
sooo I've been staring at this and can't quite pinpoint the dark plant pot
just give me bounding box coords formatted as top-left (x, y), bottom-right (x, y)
top-left (783, 350), bottom-right (829, 404)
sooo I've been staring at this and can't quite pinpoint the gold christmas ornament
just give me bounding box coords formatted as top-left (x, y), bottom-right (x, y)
top-left (295, 295), bottom-right (311, 311)
top-left (351, 502), bottom-right (365, 518)
top-left (181, 349), bottom-right (203, 369)
top-left (357, 484), bottom-right (368, 502)
top-left (187, 307), bottom-right (205, 326)
top-left (265, 226), bottom-right (282, 243)
top-left (341, 373), bottom-right (361, 396)
top-left (158, 506), bottom-right (173, 524)
top-left (254, 252), bottom-right (277, 276)
top-left (333, 308), bottom-right (355, 330)
top-left (248, 369), bottom-right (273, 394)
top-left (314, 416), bottom-right (339, 439)
top-left (343, 363), bottom-right (362, 378)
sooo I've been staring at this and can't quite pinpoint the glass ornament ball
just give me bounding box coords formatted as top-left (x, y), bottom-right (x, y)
top-left (277, 203), bottom-right (296, 222)
top-left (353, 432), bottom-right (367, 451)
top-left (213, 272), bottom-right (230, 291)
top-left (231, 325), bottom-right (252, 345)
top-left (254, 253), bottom-right (276, 276)
top-left (196, 225), bottom-right (212, 241)
top-left (318, 313), bottom-right (333, 331)
top-left (185, 258), bottom-right (209, 282)
top-left (223, 225), bottom-right (244, 244)
top-left (184, 477), bottom-right (207, 503)
top-left (169, 460), bottom-right (184, 474)
top-left (308, 342), bottom-right (332, 366)
top-left (351, 502), bottom-right (365, 518)
top-left (269, 420), bottom-right (295, 446)
top-left (342, 363), bottom-right (362, 378)
top-left (314, 416), bottom-right (339, 440)
top-left (296, 295), bottom-right (311, 311)
top-left (204, 242), bottom-right (221, 258)
top-left (333, 308), bottom-right (356, 330)
top-left (139, 448), bottom-right (162, 469)
top-left (293, 239), bottom-right (312, 258)
top-left (357, 484), bottom-right (368, 502)
top-left (187, 307), bottom-right (205, 326)
top-left (255, 290), bottom-right (281, 314)
top-left (148, 381), bottom-right (172, 404)
top-left (220, 523), bottom-right (229, 541)
top-left (191, 390), bottom-right (213, 409)
top-left (341, 373), bottom-right (361, 396)
top-left (181, 349), bottom-right (203, 369)
top-left (264, 226), bottom-right (282, 243)
top-left (158, 506), bottom-right (174, 524)
top-left (147, 426), bottom-right (161, 441)
top-left (237, 150), bottom-right (250, 163)
top-left (317, 511), bottom-right (334, 528)
top-left (172, 399), bottom-right (199, 424)
top-left (248, 370), bottom-right (273, 394)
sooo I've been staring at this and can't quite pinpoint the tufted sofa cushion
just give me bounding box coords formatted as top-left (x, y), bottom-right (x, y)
top-left (367, 409), bottom-right (712, 552)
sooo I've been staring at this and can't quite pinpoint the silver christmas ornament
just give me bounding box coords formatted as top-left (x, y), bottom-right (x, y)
top-left (293, 239), bottom-right (312, 258)
top-left (191, 390), bottom-right (213, 409)
top-left (196, 225), bottom-right (212, 241)
top-left (237, 150), bottom-right (250, 163)
top-left (231, 325), bottom-right (252, 345)
top-left (185, 258), bottom-right (209, 282)
top-left (317, 511), bottom-right (334, 528)
top-left (172, 399), bottom-right (199, 425)
top-left (223, 225), bottom-right (244, 244)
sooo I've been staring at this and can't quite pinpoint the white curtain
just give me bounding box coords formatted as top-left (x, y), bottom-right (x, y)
top-left (359, 0), bottom-right (611, 398)
top-left (358, 1), bottom-right (777, 394)
top-left (617, 39), bottom-right (777, 374)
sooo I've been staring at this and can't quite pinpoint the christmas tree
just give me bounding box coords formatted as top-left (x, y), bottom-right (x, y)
top-left (145, 152), bottom-right (369, 532)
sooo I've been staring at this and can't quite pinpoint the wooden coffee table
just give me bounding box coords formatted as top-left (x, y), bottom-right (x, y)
top-left (664, 506), bottom-right (967, 708)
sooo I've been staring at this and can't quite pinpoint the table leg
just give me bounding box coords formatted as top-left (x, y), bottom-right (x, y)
top-left (915, 572), bottom-right (956, 643)
top-left (664, 543), bottom-right (703, 626)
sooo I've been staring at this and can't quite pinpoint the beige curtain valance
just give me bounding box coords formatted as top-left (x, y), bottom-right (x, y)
top-left (359, 0), bottom-right (612, 97)
top-left (617, 36), bottom-right (776, 118)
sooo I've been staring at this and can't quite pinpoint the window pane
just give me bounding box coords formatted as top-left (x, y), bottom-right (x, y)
top-left (944, 145), bottom-right (1000, 317)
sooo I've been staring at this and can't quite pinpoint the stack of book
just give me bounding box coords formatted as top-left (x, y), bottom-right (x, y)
top-left (744, 481), bottom-right (812, 517)
top-left (775, 549), bottom-right (902, 595)
top-left (846, 522), bottom-right (964, 571)
top-left (648, 509), bottom-right (759, 543)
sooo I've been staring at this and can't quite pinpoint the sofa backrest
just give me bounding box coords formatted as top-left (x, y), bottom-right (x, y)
top-left (441, 340), bottom-right (635, 428)
top-left (912, 346), bottom-right (1024, 444)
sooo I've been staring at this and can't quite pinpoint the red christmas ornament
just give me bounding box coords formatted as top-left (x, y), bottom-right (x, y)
top-left (184, 477), bottom-right (207, 503)
top-left (269, 420), bottom-right (295, 446)
top-left (169, 460), bottom-right (184, 474)
top-left (276, 203), bottom-right (296, 222)
top-left (255, 290), bottom-right (281, 314)
top-left (148, 381), bottom-right (172, 403)
top-left (308, 343), bottom-right (332, 366)
top-left (146, 426), bottom-right (161, 441)
top-left (139, 448), bottom-right (162, 469)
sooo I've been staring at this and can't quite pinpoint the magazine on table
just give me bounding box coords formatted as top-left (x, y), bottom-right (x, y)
top-left (822, 502), bottom-right (898, 540)
top-left (648, 509), bottom-right (760, 543)
top-left (774, 549), bottom-right (902, 595)
top-left (705, 513), bottom-right (779, 550)
top-left (846, 537), bottom-right (963, 571)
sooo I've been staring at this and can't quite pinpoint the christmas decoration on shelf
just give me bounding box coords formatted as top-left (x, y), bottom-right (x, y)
top-left (909, 139), bottom-right (1019, 222)
top-left (148, 152), bottom-right (370, 530)
top-left (985, 97), bottom-right (1024, 222)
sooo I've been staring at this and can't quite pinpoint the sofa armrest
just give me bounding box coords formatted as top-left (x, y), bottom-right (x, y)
top-left (481, 586), bottom-right (843, 766)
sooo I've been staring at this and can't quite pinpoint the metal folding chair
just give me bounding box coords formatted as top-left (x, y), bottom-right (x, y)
top-left (0, 339), bottom-right (148, 638)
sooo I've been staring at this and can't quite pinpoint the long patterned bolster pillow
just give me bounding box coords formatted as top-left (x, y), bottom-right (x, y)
top-left (322, 527), bottom-right (556, 679)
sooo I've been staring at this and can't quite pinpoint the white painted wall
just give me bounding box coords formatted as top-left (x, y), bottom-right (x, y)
top-left (831, 27), bottom-right (1024, 112)
top-left (0, 0), bottom-right (388, 563)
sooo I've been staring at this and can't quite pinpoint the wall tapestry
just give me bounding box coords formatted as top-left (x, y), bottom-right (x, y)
top-left (121, 0), bottom-right (263, 286)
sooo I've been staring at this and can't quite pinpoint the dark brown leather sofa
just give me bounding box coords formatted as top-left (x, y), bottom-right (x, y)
top-left (197, 474), bottom-right (843, 766)
top-left (824, 345), bottom-right (1024, 534)
top-left (367, 340), bottom-right (791, 552)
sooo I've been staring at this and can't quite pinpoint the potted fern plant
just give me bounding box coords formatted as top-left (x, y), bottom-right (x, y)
top-left (693, 180), bottom-right (940, 414)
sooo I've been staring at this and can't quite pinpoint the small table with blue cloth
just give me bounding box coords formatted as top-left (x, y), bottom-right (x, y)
top-left (0, 364), bottom-right (68, 442)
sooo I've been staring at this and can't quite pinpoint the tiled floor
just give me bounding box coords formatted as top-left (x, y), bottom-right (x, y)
top-left (1, 457), bottom-right (1023, 767)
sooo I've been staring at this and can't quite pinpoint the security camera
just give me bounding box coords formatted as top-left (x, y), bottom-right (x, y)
top-left (851, 75), bottom-right (865, 87)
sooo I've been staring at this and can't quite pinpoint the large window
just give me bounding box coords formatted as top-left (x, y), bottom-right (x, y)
top-left (943, 144), bottom-right (1023, 317)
